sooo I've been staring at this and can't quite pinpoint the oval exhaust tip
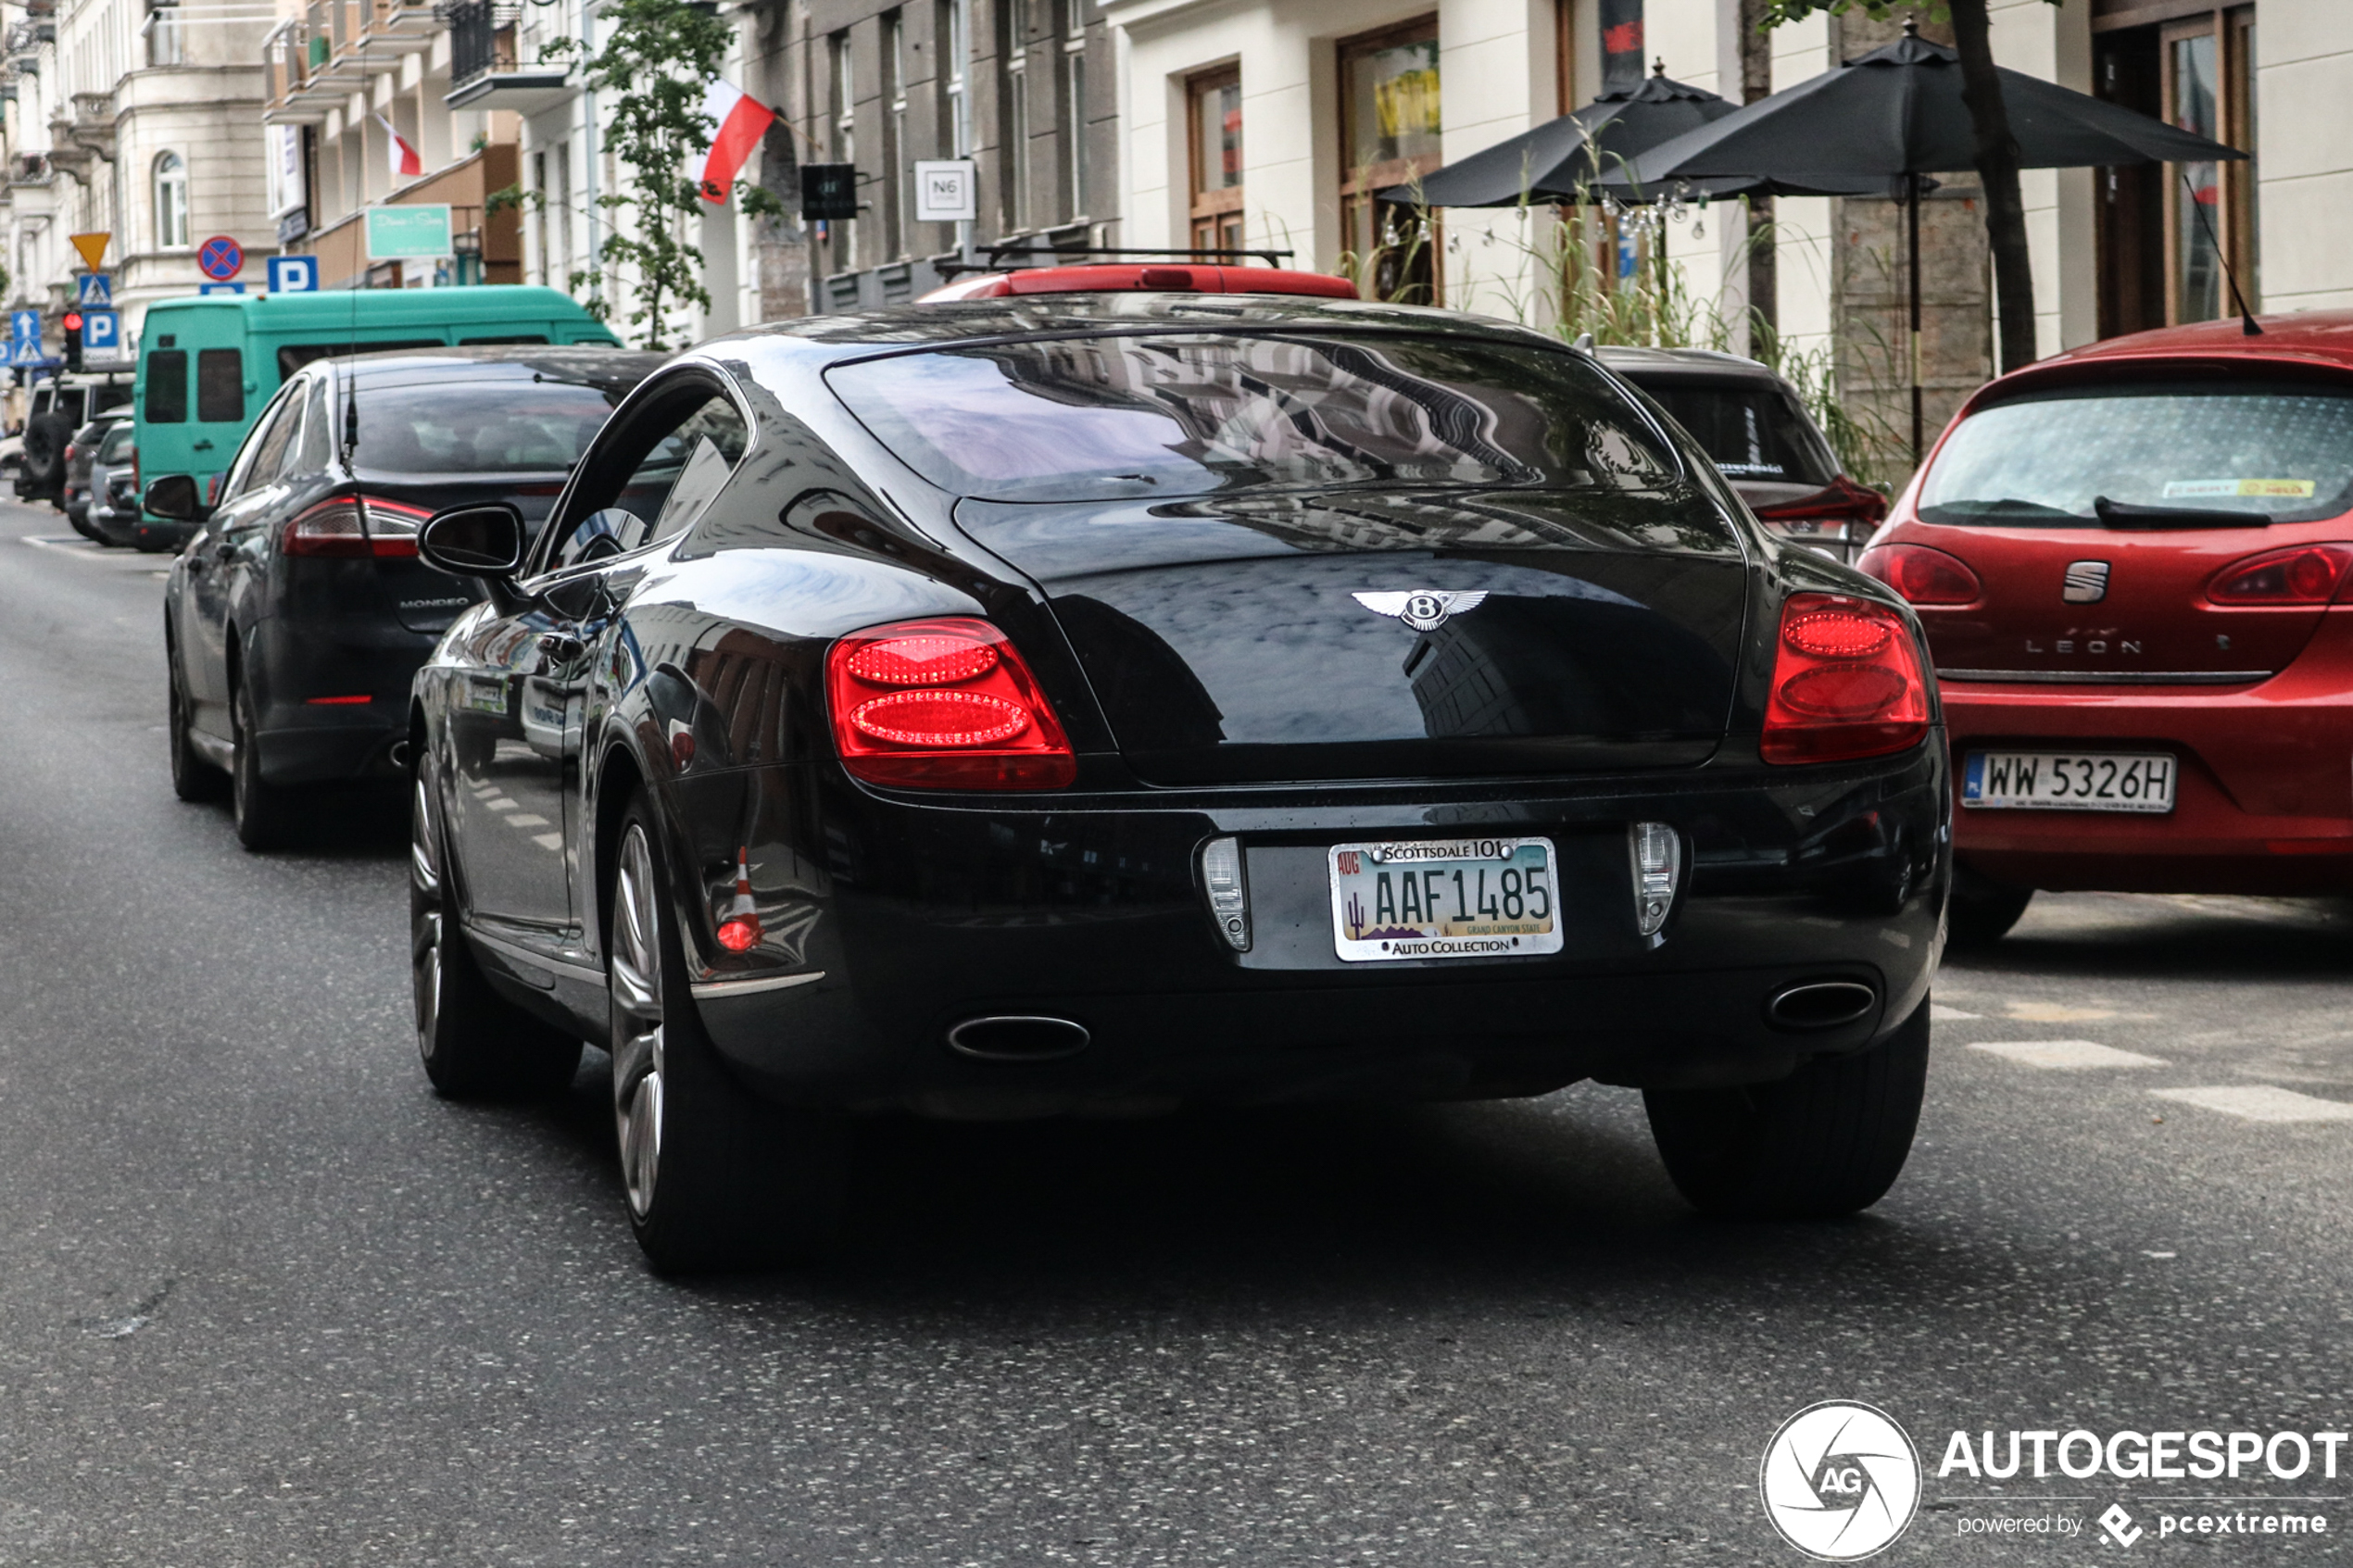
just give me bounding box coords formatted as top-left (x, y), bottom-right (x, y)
top-left (946, 1015), bottom-right (1092, 1061)
top-left (1766, 980), bottom-right (1878, 1030)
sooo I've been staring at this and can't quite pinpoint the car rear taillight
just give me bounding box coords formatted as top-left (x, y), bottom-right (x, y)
top-left (826, 617), bottom-right (1076, 789)
top-left (1760, 593), bottom-right (1931, 765)
top-left (281, 495), bottom-right (434, 558)
top-left (2206, 544), bottom-right (2353, 605)
top-left (1857, 542), bottom-right (1983, 606)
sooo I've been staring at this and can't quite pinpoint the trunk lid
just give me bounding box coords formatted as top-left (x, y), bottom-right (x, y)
top-left (957, 489), bottom-right (1750, 784)
top-left (1899, 519), bottom-right (2331, 684)
top-left (359, 476), bottom-right (567, 634)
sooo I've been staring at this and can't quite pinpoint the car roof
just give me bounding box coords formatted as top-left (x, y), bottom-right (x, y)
top-left (1967, 308), bottom-right (2353, 413)
top-left (708, 293), bottom-right (1573, 366)
top-left (1593, 345), bottom-right (1789, 385)
top-left (324, 344), bottom-right (669, 389)
top-left (918, 263), bottom-right (1359, 303)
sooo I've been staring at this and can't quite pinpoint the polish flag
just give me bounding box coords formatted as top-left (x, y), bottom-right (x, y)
top-left (693, 79), bottom-right (776, 204)
top-left (376, 115), bottom-right (424, 180)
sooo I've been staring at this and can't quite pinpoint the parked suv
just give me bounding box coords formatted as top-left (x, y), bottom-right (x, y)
top-left (1597, 346), bottom-right (1886, 564)
top-left (17, 373), bottom-right (131, 507)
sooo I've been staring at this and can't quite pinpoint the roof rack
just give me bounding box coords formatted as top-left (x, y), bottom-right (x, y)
top-left (937, 244), bottom-right (1297, 279)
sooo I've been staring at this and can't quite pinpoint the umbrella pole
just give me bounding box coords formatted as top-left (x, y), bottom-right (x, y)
top-left (1907, 171), bottom-right (1923, 466)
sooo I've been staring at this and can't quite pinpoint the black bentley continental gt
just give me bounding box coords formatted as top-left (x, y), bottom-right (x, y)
top-left (405, 295), bottom-right (1950, 1271)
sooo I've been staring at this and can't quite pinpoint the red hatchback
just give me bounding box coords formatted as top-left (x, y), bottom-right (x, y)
top-left (1863, 311), bottom-right (2353, 942)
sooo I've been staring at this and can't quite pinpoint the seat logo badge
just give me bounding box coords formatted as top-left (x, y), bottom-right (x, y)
top-left (2062, 560), bottom-right (2111, 604)
top-left (1353, 590), bottom-right (1489, 633)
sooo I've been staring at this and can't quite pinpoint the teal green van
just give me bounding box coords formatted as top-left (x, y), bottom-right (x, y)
top-left (135, 286), bottom-right (622, 507)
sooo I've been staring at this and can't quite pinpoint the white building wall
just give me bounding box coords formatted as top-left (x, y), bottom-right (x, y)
top-left (2257, 0), bottom-right (2353, 313)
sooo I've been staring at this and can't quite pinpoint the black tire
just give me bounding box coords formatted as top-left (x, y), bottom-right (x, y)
top-left (1643, 998), bottom-right (1931, 1220)
top-left (410, 766), bottom-right (582, 1098)
top-left (166, 643), bottom-right (226, 802)
top-left (1946, 863), bottom-right (2033, 949)
top-left (608, 794), bottom-right (846, 1272)
top-left (231, 671), bottom-right (298, 851)
top-left (19, 413), bottom-right (69, 502)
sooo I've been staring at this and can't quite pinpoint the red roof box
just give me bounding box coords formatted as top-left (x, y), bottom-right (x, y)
top-left (919, 263), bottom-right (1359, 303)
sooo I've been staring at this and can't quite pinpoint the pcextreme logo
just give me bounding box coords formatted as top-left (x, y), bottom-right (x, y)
top-left (1760, 1400), bottom-right (1924, 1561)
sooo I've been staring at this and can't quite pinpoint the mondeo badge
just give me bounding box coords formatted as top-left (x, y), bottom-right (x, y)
top-left (2061, 561), bottom-right (2111, 604)
top-left (1353, 590), bottom-right (1489, 633)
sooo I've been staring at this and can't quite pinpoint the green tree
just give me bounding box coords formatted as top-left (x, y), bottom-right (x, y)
top-left (546, 0), bottom-right (783, 347)
top-left (1757, 0), bottom-right (2055, 376)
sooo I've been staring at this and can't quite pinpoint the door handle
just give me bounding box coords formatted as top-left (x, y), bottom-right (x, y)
top-left (543, 634), bottom-right (585, 665)
top-left (192, 439), bottom-right (215, 452)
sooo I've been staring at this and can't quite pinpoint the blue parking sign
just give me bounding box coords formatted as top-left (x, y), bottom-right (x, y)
top-left (9, 309), bottom-right (38, 343)
top-left (267, 255), bottom-right (320, 294)
top-left (75, 273), bottom-right (111, 307)
top-left (82, 308), bottom-right (120, 353)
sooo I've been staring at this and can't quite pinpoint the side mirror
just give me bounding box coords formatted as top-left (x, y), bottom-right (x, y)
top-left (143, 473), bottom-right (207, 522)
top-left (418, 503), bottom-right (526, 579)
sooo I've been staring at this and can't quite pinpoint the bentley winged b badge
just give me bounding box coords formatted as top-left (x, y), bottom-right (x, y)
top-left (1353, 590), bottom-right (1489, 633)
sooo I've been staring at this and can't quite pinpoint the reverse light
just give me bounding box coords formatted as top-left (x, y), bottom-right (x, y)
top-left (1857, 542), bottom-right (1982, 606)
top-left (2206, 544), bottom-right (2353, 606)
top-left (1760, 593), bottom-right (1931, 766)
top-left (1629, 822), bottom-right (1680, 937)
top-left (1201, 836), bottom-right (1251, 951)
top-left (281, 495), bottom-right (434, 558)
top-left (825, 617), bottom-right (1076, 789)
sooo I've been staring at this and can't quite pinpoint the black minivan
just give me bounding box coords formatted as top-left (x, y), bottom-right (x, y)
top-left (156, 345), bottom-right (663, 848)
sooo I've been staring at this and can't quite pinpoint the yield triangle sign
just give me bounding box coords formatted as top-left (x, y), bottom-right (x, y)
top-left (69, 232), bottom-right (110, 271)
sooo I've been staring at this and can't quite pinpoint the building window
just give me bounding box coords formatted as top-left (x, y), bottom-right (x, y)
top-left (1599, 0), bottom-right (1642, 92)
top-left (154, 151), bottom-right (190, 249)
top-left (1338, 18), bottom-right (1441, 304)
top-left (1060, 0), bottom-right (1086, 220)
top-left (1188, 67), bottom-right (1241, 257)
top-left (1002, 0), bottom-right (1030, 230)
top-left (145, 0), bottom-right (184, 67)
top-left (829, 30), bottom-right (857, 269)
top-left (940, 0), bottom-right (971, 159)
top-left (2164, 8), bottom-right (2256, 324)
top-left (884, 10), bottom-right (908, 257)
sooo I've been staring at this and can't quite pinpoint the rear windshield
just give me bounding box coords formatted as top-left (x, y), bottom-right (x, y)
top-left (196, 348), bottom-right (243, 423)
top-left (98, 425), bottom-right (134, 462)
top-left (826, 332), bottom-right (1683, 503)
top-left (1919, 383), bottom-right (2353, 526)
top-left (352, 378), bottom-right (627, 474)
top-left (1630, 379), bottom-right (1835, 485)
top-left (145, 350), bottom-right (188, 423)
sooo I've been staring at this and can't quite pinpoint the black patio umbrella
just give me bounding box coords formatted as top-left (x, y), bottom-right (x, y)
top-left (1386, 66), bottom-right (1793, 208)
top-left (1627, 20), bottom-right (2249, 459)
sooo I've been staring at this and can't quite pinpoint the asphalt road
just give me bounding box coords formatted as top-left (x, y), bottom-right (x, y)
top-left (4, 499), bottom-right (2351, 1565)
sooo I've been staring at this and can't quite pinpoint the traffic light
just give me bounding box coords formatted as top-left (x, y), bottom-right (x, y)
top-left (61, 310), bottom-right (82, 372)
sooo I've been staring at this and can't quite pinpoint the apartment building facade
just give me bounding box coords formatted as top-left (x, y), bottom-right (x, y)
top-left (0, 0), bottom-right (273, 337)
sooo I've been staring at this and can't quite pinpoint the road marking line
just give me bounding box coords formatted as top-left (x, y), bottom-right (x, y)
top-left (1931, 1004), bottom-right (1982, 1021)
top-left (530, 833), bottom-right (563, 850)
top-left (507, 813), bottom-right (548, 827)
top-left (1971, 1039), bottom-right (2167, 1070)
top-left (2149, 1085), bottom-right (2353, 1123)
top-left (2002, 1001), bottom-right (2120, 1022)
top-left (486, 797), bottom-right (518, 811)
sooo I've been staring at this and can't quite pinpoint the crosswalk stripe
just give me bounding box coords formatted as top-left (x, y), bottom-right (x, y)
top-left (1970, 1040), bottom-right (2167, 1070)
top-left (2149, 1085), bottom-right (2353, 1123)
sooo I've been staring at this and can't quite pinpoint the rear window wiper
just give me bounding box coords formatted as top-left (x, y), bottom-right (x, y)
top-left (2093, 495), bottom-right (2271, 530)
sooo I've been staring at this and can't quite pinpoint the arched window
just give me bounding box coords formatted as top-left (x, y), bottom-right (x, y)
top-left (154, 152), bottom-right (189, 249)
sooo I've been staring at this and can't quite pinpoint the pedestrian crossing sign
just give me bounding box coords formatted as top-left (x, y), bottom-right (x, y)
top-left (75, 273), bottom-right (111, 307)
top-left (9, 336), bottom-right (45, 366)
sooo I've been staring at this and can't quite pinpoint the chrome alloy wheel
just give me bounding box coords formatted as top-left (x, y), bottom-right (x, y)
top-left (610, 823), bottom-right (667, 1220)
top-left (410, 777), bottom-right (444, 1061)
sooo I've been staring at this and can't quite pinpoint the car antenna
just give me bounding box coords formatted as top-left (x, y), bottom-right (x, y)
top-left (339, 272), bottom-right (359, 466)
top-left (2180, 170), bottom-right (2261, 336)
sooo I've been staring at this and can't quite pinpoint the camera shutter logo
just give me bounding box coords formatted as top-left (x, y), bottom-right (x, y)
top-left (1758, 1400), bottom-right (1921, 1561)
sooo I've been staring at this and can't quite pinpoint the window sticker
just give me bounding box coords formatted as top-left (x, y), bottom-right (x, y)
top-left (2162, 478), bottom-right (2318, 499)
